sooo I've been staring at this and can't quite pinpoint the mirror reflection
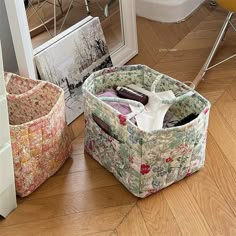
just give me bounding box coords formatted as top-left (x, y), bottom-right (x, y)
top-left (24, 0), bottom-right (123, 53)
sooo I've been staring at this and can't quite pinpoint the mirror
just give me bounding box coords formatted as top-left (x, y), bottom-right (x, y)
top-left (5, 0), bottom-right (137, 79)
top-left (24, 0), bottom-right (124, 54)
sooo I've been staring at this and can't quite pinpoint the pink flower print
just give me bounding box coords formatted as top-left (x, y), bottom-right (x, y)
top-left (148, 189), bottom-right (158, 194)
top-left (191, 160), bottom-right (199, 168)
top-left (140, 164), bottom-right (151, 175)
top-left (186, 169), bottom-right (192, 176)
top-left (118, 114), bottom-right (126, 126)
top-left (108, 136), bottom-right (114, 142)
top-left (203, 108), bottom-right (209, 114)
top-left (14, 162), bottom-right (21, 169)
top-left (89, 141), bottom-right (94, 151)
top-left (165, 157), bottom-right (173, 163)
top-left (144, 189), bottom-right (159, 197)
top-left (129, 156), bottom-right (134, 163)
top-left (178, 143), bottom-right (192, 156)
top-left (102, 67), bottom-right (118, 75)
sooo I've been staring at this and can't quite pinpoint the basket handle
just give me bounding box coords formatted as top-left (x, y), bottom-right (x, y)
top-left (151, 75), bottom-right (195, 104)
top-left (159, 90), bottom-right (194, 104)
top-left (7, 81), bottom-right (46, 99)
top-left (99, 97), bottom-right (145, 120)
top-left (4, 72), bottom-right (47, 99)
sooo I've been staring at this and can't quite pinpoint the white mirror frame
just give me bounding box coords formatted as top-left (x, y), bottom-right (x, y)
top-left (5, 0), bottom-right (138, 80)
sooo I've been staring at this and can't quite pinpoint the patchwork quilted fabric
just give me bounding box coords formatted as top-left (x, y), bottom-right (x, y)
top-left (82, 65), bottom-right (211, 198)
top-left (5, 73), bottom-right (72, 197)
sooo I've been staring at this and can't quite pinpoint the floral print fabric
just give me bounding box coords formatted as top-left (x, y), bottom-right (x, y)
top-left (83, 65), bottom-right (210, 198)
top-left (5, 73), bottom-right (72, 197)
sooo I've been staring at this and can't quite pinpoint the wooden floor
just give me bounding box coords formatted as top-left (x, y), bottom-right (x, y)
top-left (1, 3), bottom-right (236, 235)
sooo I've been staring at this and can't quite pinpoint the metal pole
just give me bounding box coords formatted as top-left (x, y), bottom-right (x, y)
top-left (54, 0), bottom-right (56, 36)
top-left (201, 12), bottom-right (234, 78)
top-left (84, 0), bottom-right (90, 14)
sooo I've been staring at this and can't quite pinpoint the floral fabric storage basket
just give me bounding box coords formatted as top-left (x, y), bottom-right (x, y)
top-left (82, 65), bottom-right (211, 198)
top-left (5, 73), bottom-right (72, 197)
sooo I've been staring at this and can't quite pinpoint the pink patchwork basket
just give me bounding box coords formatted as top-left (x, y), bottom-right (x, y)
top-left (5, 73), bottom-right (72, 197)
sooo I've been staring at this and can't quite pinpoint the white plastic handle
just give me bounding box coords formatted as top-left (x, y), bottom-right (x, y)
top-left (151, 74), bottom-right (195, 104)
top-left (160, 90), bottom-right (194, 104)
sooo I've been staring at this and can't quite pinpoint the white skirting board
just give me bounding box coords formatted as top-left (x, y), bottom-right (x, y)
top-left (136, 0), bottom-right (205, 23)
top-left (0, 44), bottom-right (17, 218)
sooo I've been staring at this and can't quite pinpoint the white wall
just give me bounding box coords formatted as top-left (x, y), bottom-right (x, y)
top-left (0, 0), bottom-right (18, 72)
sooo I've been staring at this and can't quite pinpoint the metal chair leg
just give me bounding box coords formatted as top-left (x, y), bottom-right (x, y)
top-left (202, 12), bottom-right (234, 78)
top-left (193, 12), bottom-right (234, 86)
top-left (104, 0), bottom-right (115, 17)
top-left (85, 0), bottom-right (90, 14)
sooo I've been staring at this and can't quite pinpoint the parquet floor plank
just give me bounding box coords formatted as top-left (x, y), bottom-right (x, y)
top-left (185, 168), bottom-right (236, 235)
top-left (116, 206), bottom-right (150, 236)
top-left (138, 192), bottom-right (182, 236)
top-left (206, 133), bottom-right (236, 216)
top-left (26, 168), bottom-right (119, 200)
top-left (0, 185), bottom-right (136, 228)
top-left (162, 181), bottom-right (214, 236)
top-left (208, 106), bottom-right (236, 171)
top-left (0, 205), bottom-right (133, 236)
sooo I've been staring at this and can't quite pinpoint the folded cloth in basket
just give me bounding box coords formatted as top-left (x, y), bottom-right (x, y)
top-left (96, 89), bottom-right (132, 115)
top-left (96, 89), bottom-right (140, 125)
